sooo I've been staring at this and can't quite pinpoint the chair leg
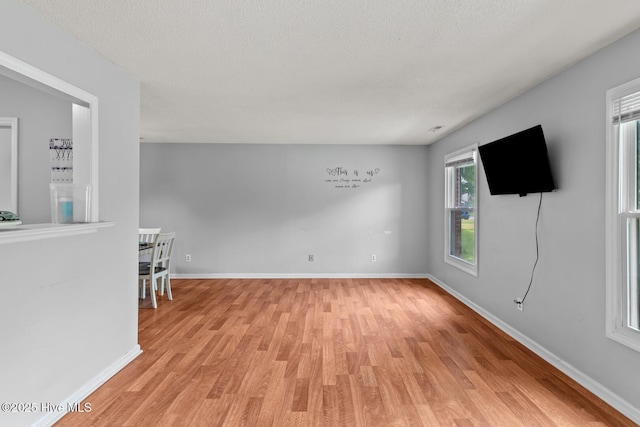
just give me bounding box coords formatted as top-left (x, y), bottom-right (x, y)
top-left (150, 278), bottom-right (157, 309)
top-left (141, 279), bottom-right (146, 299)
top-left (166, 274), bottom-right (172, 301)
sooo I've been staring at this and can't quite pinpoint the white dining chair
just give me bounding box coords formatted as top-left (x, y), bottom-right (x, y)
top-left (155, 232), bottom-right (176, 300)
top-left (139, 227), bottom-right (161, 263)
top-left (139, 227), bottom-right (161, 243)
top-left (139, 232), bottom-right (176, 308)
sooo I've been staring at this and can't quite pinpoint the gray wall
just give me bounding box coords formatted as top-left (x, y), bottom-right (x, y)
top-left (0, 2), bottom-right (140, 426)
top-left (0, 74), bottom-right (72, 223)
top-left (140, 143), bottom-right (429, 276)
top-left (427, 29), bottom-right (640, 414)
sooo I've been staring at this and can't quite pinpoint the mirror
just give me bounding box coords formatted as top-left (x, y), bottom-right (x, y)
top-left (0, 117), bottom-right (17, 213)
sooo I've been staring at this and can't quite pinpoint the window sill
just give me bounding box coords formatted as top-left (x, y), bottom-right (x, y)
top-left (0, 221), bottom-right (115, 245)
top-left (445, 256), bottom-right (478, 277)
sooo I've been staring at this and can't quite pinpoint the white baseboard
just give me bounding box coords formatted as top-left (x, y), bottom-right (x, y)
top-left (426, 274), bottom-right (640, 425)
top-left (172, 273), bottom-right (430, 279)
top-left (32, 345), bottom-right (142, 427)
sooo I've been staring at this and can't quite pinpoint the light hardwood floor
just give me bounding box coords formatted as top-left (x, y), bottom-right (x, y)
top-left (57, 278), bottom-right (636, 426)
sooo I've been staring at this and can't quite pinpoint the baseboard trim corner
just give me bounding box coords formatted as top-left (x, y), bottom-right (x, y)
top-left (426, 274), bottom-right (640, 425)
top-left (32, 345), bottom-right (142, 427)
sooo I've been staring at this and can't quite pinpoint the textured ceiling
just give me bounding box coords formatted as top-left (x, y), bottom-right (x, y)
top-left (19, 0), bottom-right (640, 145)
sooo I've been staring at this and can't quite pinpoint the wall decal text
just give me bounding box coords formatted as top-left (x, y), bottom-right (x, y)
top-left (325, 167), bottom-right (380, 189)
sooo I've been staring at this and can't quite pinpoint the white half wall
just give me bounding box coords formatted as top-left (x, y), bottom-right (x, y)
top-left (0, 2), bottom-right (140, 426)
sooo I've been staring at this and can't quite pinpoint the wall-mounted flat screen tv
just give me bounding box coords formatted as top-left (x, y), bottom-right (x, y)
top-left (478, 125), bottom-right (555, 197)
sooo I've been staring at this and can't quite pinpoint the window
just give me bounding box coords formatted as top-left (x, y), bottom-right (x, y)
top-left (445, 145), bottom-right (478, 276)
top-left (606, 77), bottom-right (640, 351)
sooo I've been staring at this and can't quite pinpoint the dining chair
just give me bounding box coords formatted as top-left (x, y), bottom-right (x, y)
top-left (139, 227), bottom-right (161, 243)
top-left (139, 227), bottom-right (161, 264)
top-left (139, 232), bottom-right (176, 308)
top-left (155, 232), bottom-right (176, 300)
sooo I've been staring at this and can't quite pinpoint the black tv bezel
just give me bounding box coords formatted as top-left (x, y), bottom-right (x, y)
top-left (478, 125), bottom-right (555, 197)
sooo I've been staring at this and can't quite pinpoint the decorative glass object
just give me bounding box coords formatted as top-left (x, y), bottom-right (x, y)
top-left (49, 183), bottom-right (92, 224)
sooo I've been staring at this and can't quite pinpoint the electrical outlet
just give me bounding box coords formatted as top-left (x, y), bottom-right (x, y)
top-left (308, 254), bottom-right (314, 262)
top-left (515, 298), bottom-right (523, 312)
top-left (185, 254), bottom-right (192, 262)
top-left (371, 254), bottom-right (377, 262)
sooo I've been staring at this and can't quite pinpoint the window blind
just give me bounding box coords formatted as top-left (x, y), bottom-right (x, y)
top-left (612, 90), bottom-right (640, 124)
top-left (445, 150), bottom-right (475, 168)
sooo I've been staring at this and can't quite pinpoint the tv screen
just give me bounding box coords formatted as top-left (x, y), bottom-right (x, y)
top-left (478, 125), bottom-right (555, 197)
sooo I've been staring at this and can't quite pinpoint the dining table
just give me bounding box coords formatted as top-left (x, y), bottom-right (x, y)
top-left (139, 241), bottom-right (153, 262)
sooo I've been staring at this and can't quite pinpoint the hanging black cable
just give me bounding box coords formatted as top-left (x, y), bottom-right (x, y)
top-left (518, 192), bottom-right (543, 304)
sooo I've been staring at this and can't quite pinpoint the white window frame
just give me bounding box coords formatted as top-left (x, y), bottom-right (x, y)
top-left (605, 76), bottom-right (640, 352)
top-left (444, 144), bottom-right (478, 276)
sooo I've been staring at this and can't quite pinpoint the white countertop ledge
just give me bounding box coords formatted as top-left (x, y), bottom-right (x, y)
top-left (0, 222), bottom-right (115, 245)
